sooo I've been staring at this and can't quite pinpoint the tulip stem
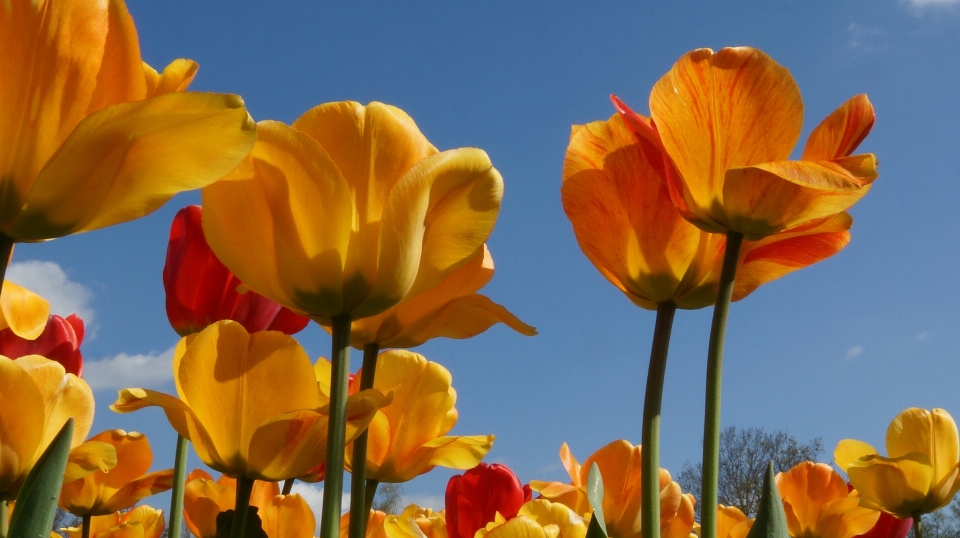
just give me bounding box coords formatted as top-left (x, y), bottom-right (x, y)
top-left (0, 233), bottom-right (13, 297)
top-left (913, 513), bottom-right (923, 538)
top-left (700, 232), bottom-right (743, 538)
top-left (642, 302), bottom-right (677, 538)
top-left (82, 515), bottom-right (91, 538)
top-left (349, 343), bottom-right (381, 538)
top-left (168, 434), bottom-right (189, 538)
top-left (0, 501), bottom-right (7, 538)
top-left (282, 478), bottom-right (294, 495)
top-left (320, 314), bottom-right (352, 538)
top-left (364, 480), bottom-right (379, 518)
top-left (230, 477), bottom-right (255, 538)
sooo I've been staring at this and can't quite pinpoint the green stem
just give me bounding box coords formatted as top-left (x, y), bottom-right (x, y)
top-left (282, 479), bottom-right (294, 495)
top-left (913, 513), bottom-right (923, 538)
top-left (699, 232), bottom-right (743, 538)
top-left (348, 343), bottom-right (381, 538)
top-left (319, 314), bottom-right (352, 538)
top-left (82, 514), bottom-right (91, 538)
top-left (167, 435), bottom-right (189, 538)
top-left (0, 233), bottom-right (14, 297)
top-left (364, 480), bottom-right (379, 519)
top-left (230, 477), bottom-right (255, 538)
top-left (641, 303), bottom-right (677, 538)
top-left (0, 500), bottom-right (8, 538)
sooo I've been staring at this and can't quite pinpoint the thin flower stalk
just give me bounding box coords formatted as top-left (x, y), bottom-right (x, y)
top-left (642, 303), bottom-right (677, 538)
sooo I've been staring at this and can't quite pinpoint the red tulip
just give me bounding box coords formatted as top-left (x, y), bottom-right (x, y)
top-left (0, 314), bottom-right (84, 376)
top-left (446, 463), bottom-right (533, 538)
top-left (854, 513), bottom-right (912, 538)
top-left (163, 205), bottom-right (310, 336)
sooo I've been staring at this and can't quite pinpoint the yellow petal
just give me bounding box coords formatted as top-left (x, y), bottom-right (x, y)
top-left (143, 59), bottom-right (198, 97)
top-left (0, 280), bottom-right (50, 339)
top-left (0, 356), bottom-right (45, 498)
top-left (64, 441), bottom-right (118, 483)
top-left (519, 500), bottom-right (588, 538)
top-left (83, 0), bottom-right (148, 114)
top-left (175, 321), bottom-right (321, 477)
top-left (259, 494), bottom-right (317, 538)
top-left (423, 434), bottom-right (495, 468)
top-left (480, 516), bottom-right (548, 538)
top-left (16, 355), bottom-right (93, 450)
top-left (847, 454), bottom-right (933, 518)
top-left (886, 408), bottom-right (959, 487)
top-left (184, 470), bottom-right (233, 538)
top-left (802, 95), bottom-right (875, 161)
top-left (815, 497), bottom-right (879, 538)
top-left (9, 92), bottom-right (257, 240)
top-left (120, 505), bottom-right (166, 538)
top-left (363, 148), bottom-right (503, 318)
top-left (722, 160), bottom-right (874, 238)
top-left (202, 120), bottom-right (355, 319)
top-left (649, 47), bottom-right (803, 231)
top-left (835, 439), bottom-right (878, 472)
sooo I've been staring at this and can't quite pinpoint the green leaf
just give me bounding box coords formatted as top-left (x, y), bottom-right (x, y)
top-left (586, 463), bottom-right (607, 536)
top-left (745, 461), bottom-right (789, 538)
top-left (586, 511), bottom-right (608, 538)
top-left (9, 418), bottom-right (73, 538)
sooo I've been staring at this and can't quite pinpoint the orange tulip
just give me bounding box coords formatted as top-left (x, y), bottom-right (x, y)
top-left (182, 469), bottom-right (281, 538)
top-left (530, 440), bottom-right (694, 538)
top-left (776, 462), bottom-right (879, 538)
top-left (563, 111), bottom-right (855, 310)
top-left (62, 505), bottom-right (165, 538)
top-left (694, 506), bottom-right (753, 538)
top-left (617, 47), bottom-right (875, 239)
top-left (59, 430), bottom-right (174, 517)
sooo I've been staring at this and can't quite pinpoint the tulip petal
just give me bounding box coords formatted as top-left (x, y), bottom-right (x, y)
top-left (143, 59), bottom-right (198, 97)
top-left (481, 516), bottom-right (548, 538)
top-left (816, 497), bottom-right (880, 538)
top-left (99, 469), bottom-right (174, 514)
top-left (886, 408), bottom-right (959, 486)
top-left (802, 95), bottom-right (875, 161)
top-left (423, 434), bottom-right (495, 469)
top-left (0, 356), bottom-right (45, 497)
top-left (202, 121), bottom-right (355, 319)
top-left (0, 280), bottom-right (50, 340)
top-left (15, 355), bottom-right (93, 449)
top-left (835, 439), bottom-right (879, 472)
top-left (87, 430), bottom-right (154, 490)
top-left (184, 470), bottom-right (232, 538)
top-left (84, 0), bottom-right (147, 114)
top-left (775, 462), bottom-right (850, 538)
top-left (650, 47), bottom-right (803, 230)
top-left (176, 322), bottom-right (321, 475)
top-left (259, 494), bottom-right (317, 538)
top-left (64, 441), bottom-right (118, 483)
top-left (722, 160), bottom-right (874, 238)
top-left (383, 294), bottom-right (536, 349)
top-left (363, 148), bottom-right (503, 318)
top-left (847, 454), bottom-right (933, 518)
top-left (10, 92), bottom-right (257, 240)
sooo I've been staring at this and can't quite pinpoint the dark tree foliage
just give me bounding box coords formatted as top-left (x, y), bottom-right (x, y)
top-left (372, 482), bottom-right (405, 514)
top-left (677, 426), bottom-right (822, 518)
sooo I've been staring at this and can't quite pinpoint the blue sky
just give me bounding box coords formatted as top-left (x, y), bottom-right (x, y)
top-left (11, 0), bottom-right (960, 518)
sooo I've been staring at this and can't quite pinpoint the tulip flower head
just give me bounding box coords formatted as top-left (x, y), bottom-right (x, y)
top-left (615, 47), bottom-right (876, 239)
top-left (112, 320), bottom-right (386, 481)
top-left (775, 462), bottom-right (879, 538)
top-left (0, 313), bottom-right (84, 375)
top-left (446, 463), bottom-right (532, 538)
top-left (404, 504), bottom-right (449, 538)
top-left (59, 429), bottom-right (174, 517)
top-left (183, 469), bottom-right (286, 538)
top-left (563, 111), bottom-right (855, 310)
top-left (852, 512), bottom-right (911, 538)
top-left (0, 0), bottom-right (256, 243)
top-left (705, 505), bottom-right (753, 538)
top-left (0, 279), bottom-right (50, 339)
top-left (0, 355), bottom-right (94, 500)
top-left (163, 205), bottom-right (309, 336)
top-left (530, 440), bottom-right (695, 538)
top-left (476, 500), bottom-right (588, 538)
top-left (62, 505), bottom-right (165, 538)
top-left (202, 101), bottom-right (504, 325)
top-left (835, 408), bottom-right (960, 519)
top-left (339, 350), bottom-right (494, 483)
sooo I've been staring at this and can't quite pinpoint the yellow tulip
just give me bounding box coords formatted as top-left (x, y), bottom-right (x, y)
top-left (182, 469), bottom-right (284, 538)
top-left (59, 430), bottom-right (173, 517)
top-left (111, 320), bottom-right (385, 481)
top-left (340, 350), bottom-right (494, 483)
top-left (530, 441), bottom-right (693, 538)
top-left (346, 245), bottom-right (536, 349)
top-left (0, 355), bottom-right (95, 500)
top-left (563, 111), bottom-right (855, 310)
top-left (835, 408), bottom-right (960, 518)
top-left (776, 462), bottom-right (879, 538)
top-left (202, 101), bottom-right (504, 324)
top-left (0, 280), bottom-right (49, 339)
top-left (62, 505), bottom-right (165, 538)
top-left (636, 47), bottom-right (876, 239)
top-left (402, 504), bottom-right (448, 538)
top-left (476, 500), bottom-right (588, 538)
top-left (0, 0), bottom-right (255, 243)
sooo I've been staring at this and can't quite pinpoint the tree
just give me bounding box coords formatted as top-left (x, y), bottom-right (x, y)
top-left (372, 483), bottom-right (405, 514)
top-left (677, 426), bottom-right (822, 518)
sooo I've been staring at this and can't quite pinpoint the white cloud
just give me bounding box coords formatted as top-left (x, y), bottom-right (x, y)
top-left (916, 331), bottom-right (931, 341)
top-left (6, 260), bottom-right (95, 326)
top-left (83, 346), bottom-right (176, 391)
top-left (402, 493), bottom-right (444, 511)
top-left (845, 345), bottom-right (864, 359)
top-left (291, 482), bottom-right (351, 519)
top-left (903, 0), bottom-right (960, 6)
top-left (847, 23), bottom-right (884, 51)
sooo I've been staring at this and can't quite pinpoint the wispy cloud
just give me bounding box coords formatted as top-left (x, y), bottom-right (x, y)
top-left (915, 331), bottom-right (931, 341)
top-left (903, 0), bottom-right (960, 7)
top-left (291, 482), bottom-right (351, 518)
top-left (847, 23), bottom-right (884, 51)
top-left (6, 260), bottom-right (95, 328)
top-left (83, 346), bottom-right (176, 391)
top-left (845, 345), bottom-right (864, 359)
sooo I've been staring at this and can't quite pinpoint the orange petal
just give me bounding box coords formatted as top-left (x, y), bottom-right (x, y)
top-left (84, 0), bottom-right (147, 114)
top-left (64, 440), bottom-right (118, 483)
top-left (802, 95), bottom-right (875, 161)
top-left (650, 47), bottom-right (803, 231)
top-left (143, 59), bottom-right (198, 97)
top-left (184, 470), bottom-right (233, 538)
top-left (97, 469), bottom-right (174, 515)
top-left (259, 494), bottom-right (317, 538)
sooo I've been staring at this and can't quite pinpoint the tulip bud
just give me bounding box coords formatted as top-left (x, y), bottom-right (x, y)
top-left (446, 463), bottom-right (532, 538)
